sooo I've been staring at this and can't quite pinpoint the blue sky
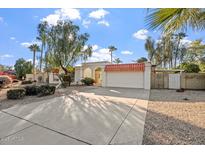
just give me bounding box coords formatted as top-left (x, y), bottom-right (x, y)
top-left (0, 8), bottom-right (204, 66)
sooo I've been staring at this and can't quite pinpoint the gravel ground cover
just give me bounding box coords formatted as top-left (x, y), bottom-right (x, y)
top-left (143, 89), bottom-right (205, 145)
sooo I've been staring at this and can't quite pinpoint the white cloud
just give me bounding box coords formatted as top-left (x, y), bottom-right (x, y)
top-left (89, 9), bottom-right (109, 20)
top-left (0, 17), bottom-right (3, 23)
top-left (83, 44), bottom-right (99, 51)
top-left (58, 8), bottom-right (81, 20)
top-left (21, 41), bottom-right (41, 48)
top-left (86, 47), bottom-right (111, 62)
top-left (10, 37), bottom-right (16, 40)
top-left (133, 29), bottom-right (148, 40)
top-left (121, 50), bottom-right (133, 55)
top-left (26, 59), bottom-right (39, 65)
top-left (0, 54), bottom-right (13, 59)
top-left (41, 8), bottom-right (81, 26)
top-left (97, 20), bottom-right (110, 27)
top-left (26, 59), bottom-right (33, 62)
top-left (156, 37), bottom-right (192, 47)
top-left (92, 44), bottom-right (99, 51)
top-left (82, 19), bottom-right (91, 28)
top-left (180, 37), bottom-right (192, 47)
top-left (156, 39), bottom-right (162, 44)
top-left (41, 14), bottom-right (60, 26)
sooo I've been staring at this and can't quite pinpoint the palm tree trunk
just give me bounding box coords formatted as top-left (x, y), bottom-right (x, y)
top-left (40, 44), bottom-right (43, 72)
top-left (33, 51), bottom-right (36, 81)
top-left (45, 52), bottom-right (49, 84)
top-left (111, 51), bottom-right (113, 63)
top-left (174, 38), bottom-right (180, 68)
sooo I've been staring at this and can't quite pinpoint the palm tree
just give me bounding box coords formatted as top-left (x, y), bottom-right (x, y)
top-left (146, 8), bottom-right (204, 34)
top-left (108, 45), bottom-right (117, 63)
top-left (186, 40), bottom-right (205, 62)
top-left (173, 32), bottom-right (187, 67)
top-left (81, 45), bottom-right (93, 78)
top-left (145, 36), bottom-right (155, 63)
top-left (134, 57), bottom-right (148, 63)
top-left (81, 46), bottom-right (93, 63)
top-left (28, 44), bottom-right (40, 80)
top-left (113, 58), bottom-right (122, 64)
top-left (152, 36), bottom-right (171, 68)
top-left (37, 21), bottom-right (48, 72)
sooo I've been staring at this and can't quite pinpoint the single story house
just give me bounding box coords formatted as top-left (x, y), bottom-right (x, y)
top-left (75, 61), bottom-right (151, 89)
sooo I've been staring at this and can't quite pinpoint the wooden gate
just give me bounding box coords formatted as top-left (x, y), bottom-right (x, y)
top-left (151, 72), bottom-right (169, 89)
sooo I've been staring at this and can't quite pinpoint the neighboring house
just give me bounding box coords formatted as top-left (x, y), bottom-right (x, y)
top-left (75, 61), bottom-right (152, 89)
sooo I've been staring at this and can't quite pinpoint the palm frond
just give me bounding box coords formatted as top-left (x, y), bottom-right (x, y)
top-left (145, 8), bottom-right (204, 34)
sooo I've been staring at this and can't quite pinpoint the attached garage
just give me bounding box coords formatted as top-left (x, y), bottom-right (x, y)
top-left (102, 63), bottom-right (151, 89)
top-left (105, 72), bottom-right (144, 88)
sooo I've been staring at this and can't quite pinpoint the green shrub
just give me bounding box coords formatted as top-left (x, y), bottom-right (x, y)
top-left (62, 74), bottom-right (71, 82)
top-left (38, 85), bottom-right (56, 97)
top-left (179, 63), bottom-right (200, 73)
top-left (199, 62), bottom-right (205, 72)
top-left (24, 85), bottom-right (39, 96)
top-left (0, 75), bottom-right (12, 88)
top-left (59, 73), bottom-right (72, 87)
top-left (81, 77), bottom-right (95, 86)
top-left (7, 88), bottom-right (26, 99)
top-left (22, 80), bottom-right (32, 85)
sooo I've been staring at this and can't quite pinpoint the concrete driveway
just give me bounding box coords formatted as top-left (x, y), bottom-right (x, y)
top-left (0, 87), bottom-right (149, 145)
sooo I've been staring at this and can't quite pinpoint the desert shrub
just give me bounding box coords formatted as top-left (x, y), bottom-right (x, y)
top-left (7, 88), bottom-right (26, 99)
top-left (179, 63), bottom-right (200, 73)
top-left (24, 85), bottom-right (39, 96)
top-left (81, 77), bottom-right (95, 86)
top-left (38, 85), bottom-right (56, 97)
top-left (22, 80), bottom-right (32, 85)
top-left (0, 75), bottom-right (12, 87)
top-left (199, 62), bottom-right (205, 72)
top-left (14, 58), bottom-right (32, 80)
top-left (59, 73), bottom-right (72, 87)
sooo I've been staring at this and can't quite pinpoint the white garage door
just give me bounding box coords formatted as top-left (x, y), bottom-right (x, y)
top-left (106, 72), bottom-right (144, 88)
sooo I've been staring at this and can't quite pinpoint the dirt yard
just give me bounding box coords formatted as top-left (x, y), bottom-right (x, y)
top-left (143, 89), bottom-right (205, 145)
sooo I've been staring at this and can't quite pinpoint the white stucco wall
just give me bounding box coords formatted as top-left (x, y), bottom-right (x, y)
top-left (144, 63), bottom-right (151, 90)
top-left (26, 73), bottom-right (47, 82)
top-left (74, 67), bottom-right (82, 84)
top-left (84, 67), bottom-right (92, 78)
top-left (49, 73), bottom-right (60, 84)
top-left (74, 61), bottom-right (110, 84)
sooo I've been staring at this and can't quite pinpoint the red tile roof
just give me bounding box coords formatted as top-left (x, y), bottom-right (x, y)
top-left (104, 63), bottom-right (145, 72)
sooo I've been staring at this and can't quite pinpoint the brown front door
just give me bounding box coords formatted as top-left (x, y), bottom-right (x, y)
top-left (95, 70), bottom-right (101, 85)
